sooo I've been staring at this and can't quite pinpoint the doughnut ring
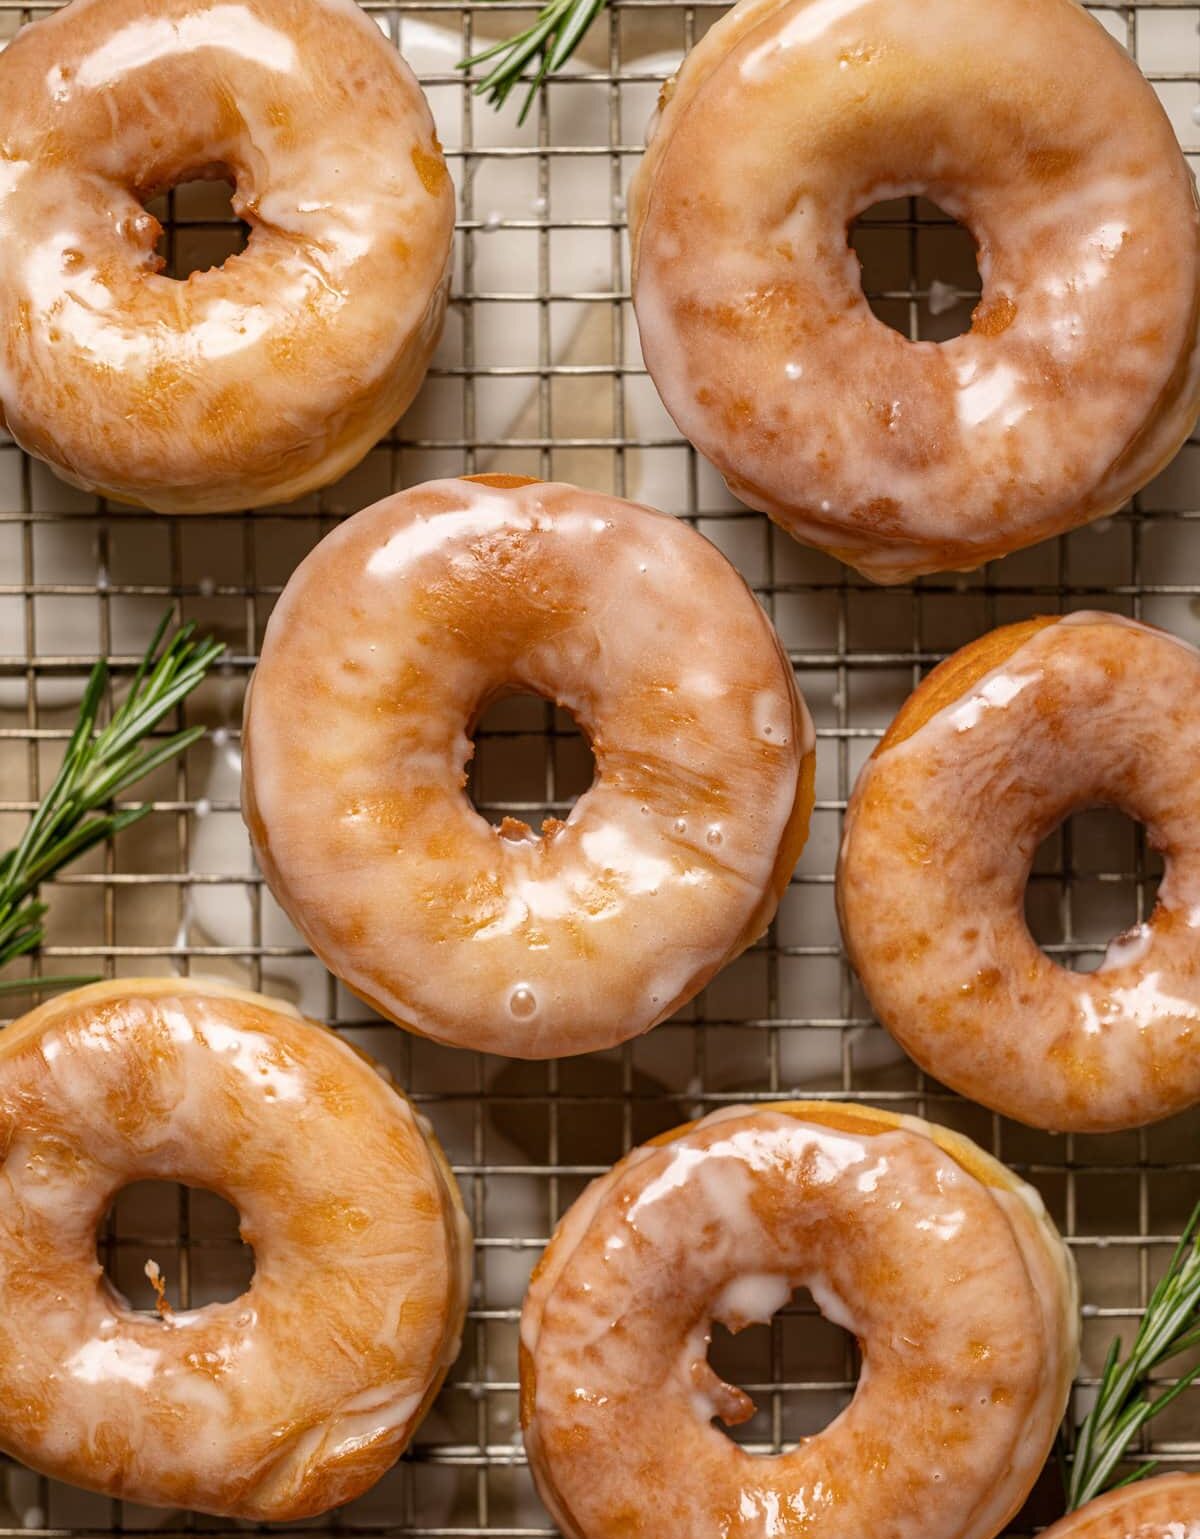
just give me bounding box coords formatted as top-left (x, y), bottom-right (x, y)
top-left (520, 1101), bottom-right (1078, 1539)
top-left (0, 978), bottom-right (470, 1520)
top-left (1040, 1476), bottom-right (1200, 1539)
top-left (629, 0), bottom-right (1200, 583)
top-left (0, 0), bottom-right (453, 512)
top-left (242, 475), bottom-right (814, 1057)
top-left (837, 612), bottom-right (1200, 1132)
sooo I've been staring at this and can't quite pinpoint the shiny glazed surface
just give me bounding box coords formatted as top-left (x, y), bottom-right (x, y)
top-left (242, 476), bottom-right (815, 1057)
top-left (1040, 1477), bottom-right (1200, 1538)
top-left (0, 0), bottom-right (453, 512)
top-left (837, 612), bottom-right (1200, 1132)
top-left (0, 978), bottom-right (471, 1520)
top-left (520, 1101), bottom-right (1078, 1539)
top-left (629, 0), bottom-right (1200, 583)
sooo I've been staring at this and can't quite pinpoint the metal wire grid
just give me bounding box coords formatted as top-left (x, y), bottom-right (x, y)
top-left (0, 0), bottom-right (1197, 1533)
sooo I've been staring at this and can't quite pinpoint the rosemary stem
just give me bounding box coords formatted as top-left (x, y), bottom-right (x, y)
top-left (458, 0), bottom-right (613, 122)
top-left (1068, 1202), bottom-right (1200, 1510)
top-left (0, 614), bottom-right (223, 1001)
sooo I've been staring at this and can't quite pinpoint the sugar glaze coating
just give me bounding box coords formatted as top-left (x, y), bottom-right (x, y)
top-left (629, 0), bottom-right (1200, 582)
top-left (243, 476), bottom-right (815, 1057)
top-left (0, 0), bottom-right (453, 512)
top-left (1039, 1476), bottom-right (1200, 1539)
top-left (0, 978), bottom-right (471, 1520)
top-left (521, 1101), bottom-right (1078, 1539)
top-left (838, 613), bottom-right (1200, 1132)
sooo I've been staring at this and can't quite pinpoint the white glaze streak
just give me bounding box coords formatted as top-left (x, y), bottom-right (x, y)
top-left (520, 1104), bottom-right (1078, 1539)
top-left (837, 612), bottom-right (1200, 1131)
top-left (0, 978), bottom-right (471, 1521)
top-left (242, 477), bottom-right (815, 1057)
top-left (0, 0), bottom-right (453, 512)
top-left (629, 0), bottom-right (1200, 583)
top-left (1036, 1474), bottom-right (1200, 1539)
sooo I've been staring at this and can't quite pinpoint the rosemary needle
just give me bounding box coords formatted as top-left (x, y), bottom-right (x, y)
top-left (458, 0), bottom-right (609, 123)
top-left (1068, 1201), bottom-right (1200, 1510)
top-left (0, 612), bottom-right (224, 999)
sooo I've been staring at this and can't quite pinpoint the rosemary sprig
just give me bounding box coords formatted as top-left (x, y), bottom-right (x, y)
top-left (1068, 1201), bottom-right (1200, 1510)
top-left (0, 612), bottom-right (224, 998)
top-left (458, 0), bottom-right (609, 123)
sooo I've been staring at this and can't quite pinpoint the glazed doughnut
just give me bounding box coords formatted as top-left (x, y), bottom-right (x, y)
top-left (629, 0), bottom-right (1200, 583)
top-left (837, 612), bottom-right (1200, 1133)
top-left (0, 978), bottom-right (470, 1520)
top-left (0, 0), bottom-right (452, 513)
top-left (521, 1101), bottom-right (1078, 1539)
top-left (1040, 1476), bottom-right (1200, 1539)
top-left (242, 475), bottom-right (813, 1058)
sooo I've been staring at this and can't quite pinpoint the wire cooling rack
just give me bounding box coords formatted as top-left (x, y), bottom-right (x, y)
top-left (0, 0), bottom-right (1199, 1533)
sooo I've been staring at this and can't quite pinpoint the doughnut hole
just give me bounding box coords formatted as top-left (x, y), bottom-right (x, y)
top-left (468, 692), bottom-right (596, 838)
top-left (100, 1180), bottom-right (254, 1311)
top-left (849, 196), bottom-right (980, 342)
top-left (144, 174), bottom-right (250, 279)
top-left (705, 1286), bottom-right (859, 1454)
top-left (1024, 808), bottom-right (1163, 974)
